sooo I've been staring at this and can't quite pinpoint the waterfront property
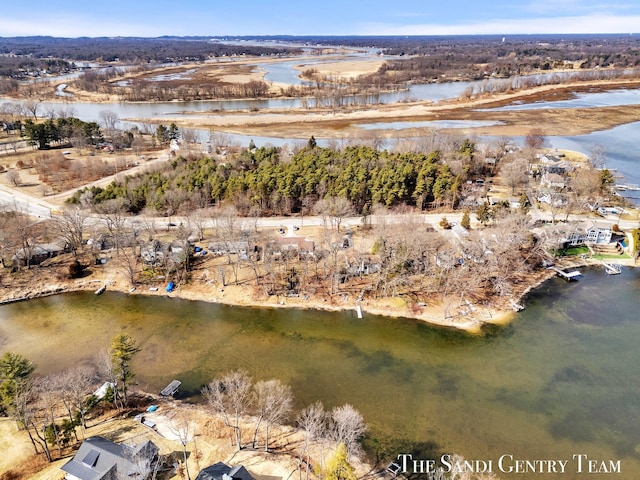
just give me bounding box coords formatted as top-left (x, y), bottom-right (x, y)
top-left (565, 222), bottom-right (614, 246)
top-left (61, 436), bottom-right (159, 480)
top-left (196, 462), bottom-right (256, 480)
top-left (12, 241), bottom-right (69, 266)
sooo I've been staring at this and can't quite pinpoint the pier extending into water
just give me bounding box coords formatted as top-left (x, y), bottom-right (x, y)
top-left (548, 267), bottom-right (582, 281)
top-left (160, 380), bottom-right (181, 397)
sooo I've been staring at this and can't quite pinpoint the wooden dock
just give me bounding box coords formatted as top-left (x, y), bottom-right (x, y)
top-left (602, 262), bottom-right (622, 275)
top-left (160, 380), bottom-right (181, 397)
top-left (549, 267), bottom-right (581, 281)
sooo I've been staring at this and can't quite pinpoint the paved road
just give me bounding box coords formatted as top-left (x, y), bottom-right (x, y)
top-left (0, 149), bottom-right (172, 219)
top-left (0, 182), bottom-right (59, 218)
top-left (1, 154), bottom-right (638, 233)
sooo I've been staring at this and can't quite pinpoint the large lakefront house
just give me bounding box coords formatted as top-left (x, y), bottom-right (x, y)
top-left (61, 436), bottom-right (159, 480)
top-left (565, 222), bottom-right (614, 246)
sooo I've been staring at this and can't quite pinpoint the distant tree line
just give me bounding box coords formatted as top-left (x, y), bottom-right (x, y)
top-left (0, 56), bottom-right (72, 78)
top-left (0, 36), bottom-right (299, 65)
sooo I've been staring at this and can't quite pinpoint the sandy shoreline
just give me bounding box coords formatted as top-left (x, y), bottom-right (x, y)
top-left (4, 250), bottom-right (634, 333)
top-left (0, 259), bottom-right (565, 334)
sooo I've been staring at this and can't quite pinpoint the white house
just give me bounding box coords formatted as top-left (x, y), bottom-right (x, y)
top-left (585, 222), bottom-right (612, 244)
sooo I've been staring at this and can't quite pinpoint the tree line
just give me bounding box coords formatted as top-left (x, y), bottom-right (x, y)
top-left (0, 36), bottom-right (299, 66)
top-left (68, 140), bottom-right (483, 216)
top-left (22, 116), bottom-right (103, 149)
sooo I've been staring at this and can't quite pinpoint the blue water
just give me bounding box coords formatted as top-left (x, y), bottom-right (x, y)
top-left (481, 88), bottom-right (640, 111)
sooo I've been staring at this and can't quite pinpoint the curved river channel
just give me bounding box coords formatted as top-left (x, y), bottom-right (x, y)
top-left (2, 267), bottom-right (640, 478)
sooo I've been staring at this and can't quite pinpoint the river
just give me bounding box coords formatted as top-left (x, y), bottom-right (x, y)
top-left (1, 266), bottom-right (639, 479)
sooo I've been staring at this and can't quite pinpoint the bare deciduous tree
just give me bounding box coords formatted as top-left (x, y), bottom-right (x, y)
top-left (99, 109), bottom-right (120, 132)
top-left (59, 365), bottom-right (95, 434)
top-left (202, 370), bottom-right (253, 450)
top-left (330, 405), bottom-right (367, 457)
top-left (297, 401), bottom-right (327, 480)
top-left (55, 208), bottom-right (87, 256)
top-left (500, 158), bottom-right (529, 195)
top-left (168, 414), bottom-right (195, 480)
top-left (97, 198), bottom-right (129, 256)
top-left (252, 379), bottom-right (293, 451)
top-left (314, 197), bottom-right (354, 232)
top-left (524, 128), bottom-right (545, 150)
top-left (6, 170), bottom-right (21, 187)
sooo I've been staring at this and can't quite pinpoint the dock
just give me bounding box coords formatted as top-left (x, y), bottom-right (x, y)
top-left (549, 267), bottom-right (581, 281)
top-left (509, 299), bottom-right (525, 311)
top-left (602, 262), bottom-right (622, 275)
top-left (160, 380), bottom-right (181, 397)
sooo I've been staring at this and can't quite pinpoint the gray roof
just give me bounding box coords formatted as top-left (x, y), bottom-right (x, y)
top-left (61, 436), bottom-right (158, 480)
top-left (196, 462), bottom-right (254, 480)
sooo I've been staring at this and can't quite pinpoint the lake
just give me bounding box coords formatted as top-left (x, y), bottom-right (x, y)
top-left (2, 266), bottom-right (640, 479)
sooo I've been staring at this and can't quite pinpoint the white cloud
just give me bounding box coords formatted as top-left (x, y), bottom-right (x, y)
top-left (522, 0), bottom-right (635, 15)
top-left (0, 14), bottom-right (168, 37)
top-left (359, 15), bottom-right (640, 35)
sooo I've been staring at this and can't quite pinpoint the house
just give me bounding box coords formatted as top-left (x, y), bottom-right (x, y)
top-left (141, 239), bottom-right (192, 265)
top-left (539, 154), bottom-right (562, 165)
top-left (141, 240), bottom-right (165, 266)
top-left (344, 251), bottom-right (382, 276)
top-left (208, 240), bottom-right (250, 256)
top-left (12, 241), bottom-right (69, 266)
top-left (541, 173), bottom-right (566, 189)
top-left (543, 160), bottom-right (572, 175)
top-left (451, 224), bottom-right (469, 241)
top-left (267, 236), bottom-right (315, 259)
top-left (196, 462), bottom-right (255, 480)
top-left (89, 233), bottom-right (137, 251)
top-left (61, 436), bottom-right (159, 480)
top-left (585, 222), bottom-right (612, 244)
top-left (508, 197), bottom-right (522, 209)
top-left (564, 222), bottom-right (613, 246)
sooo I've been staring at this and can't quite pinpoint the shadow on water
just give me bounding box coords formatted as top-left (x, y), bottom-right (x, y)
top-left (546, 364), bottom-right (596, 389)
top-left (362, 434), bottom-right (443, 477)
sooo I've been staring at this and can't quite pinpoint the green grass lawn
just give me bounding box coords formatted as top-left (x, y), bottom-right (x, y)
top-left (593, 253), bottom-right (631, 260)
top-left (552, 246), bottom-right (590, 257)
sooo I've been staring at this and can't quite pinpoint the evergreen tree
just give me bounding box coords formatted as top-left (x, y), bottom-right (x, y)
top-left (155, 124), bottom-right (170, 145)
top-left (0, 352), bottom-right (35, 412)
top-left (168, 122), bottom-right (181, 141)
top-left (461, 210), bottom-right (471, 229)
top-left (475, 203), bottom-right (493, 225)
top-left (110, 333), bottom-right (140, 408)
top-left (307, 136), bottom-right (317, 149)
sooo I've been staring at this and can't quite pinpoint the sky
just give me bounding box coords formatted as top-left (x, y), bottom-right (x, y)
top-left (1, 0), bottom-right (640, 37)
